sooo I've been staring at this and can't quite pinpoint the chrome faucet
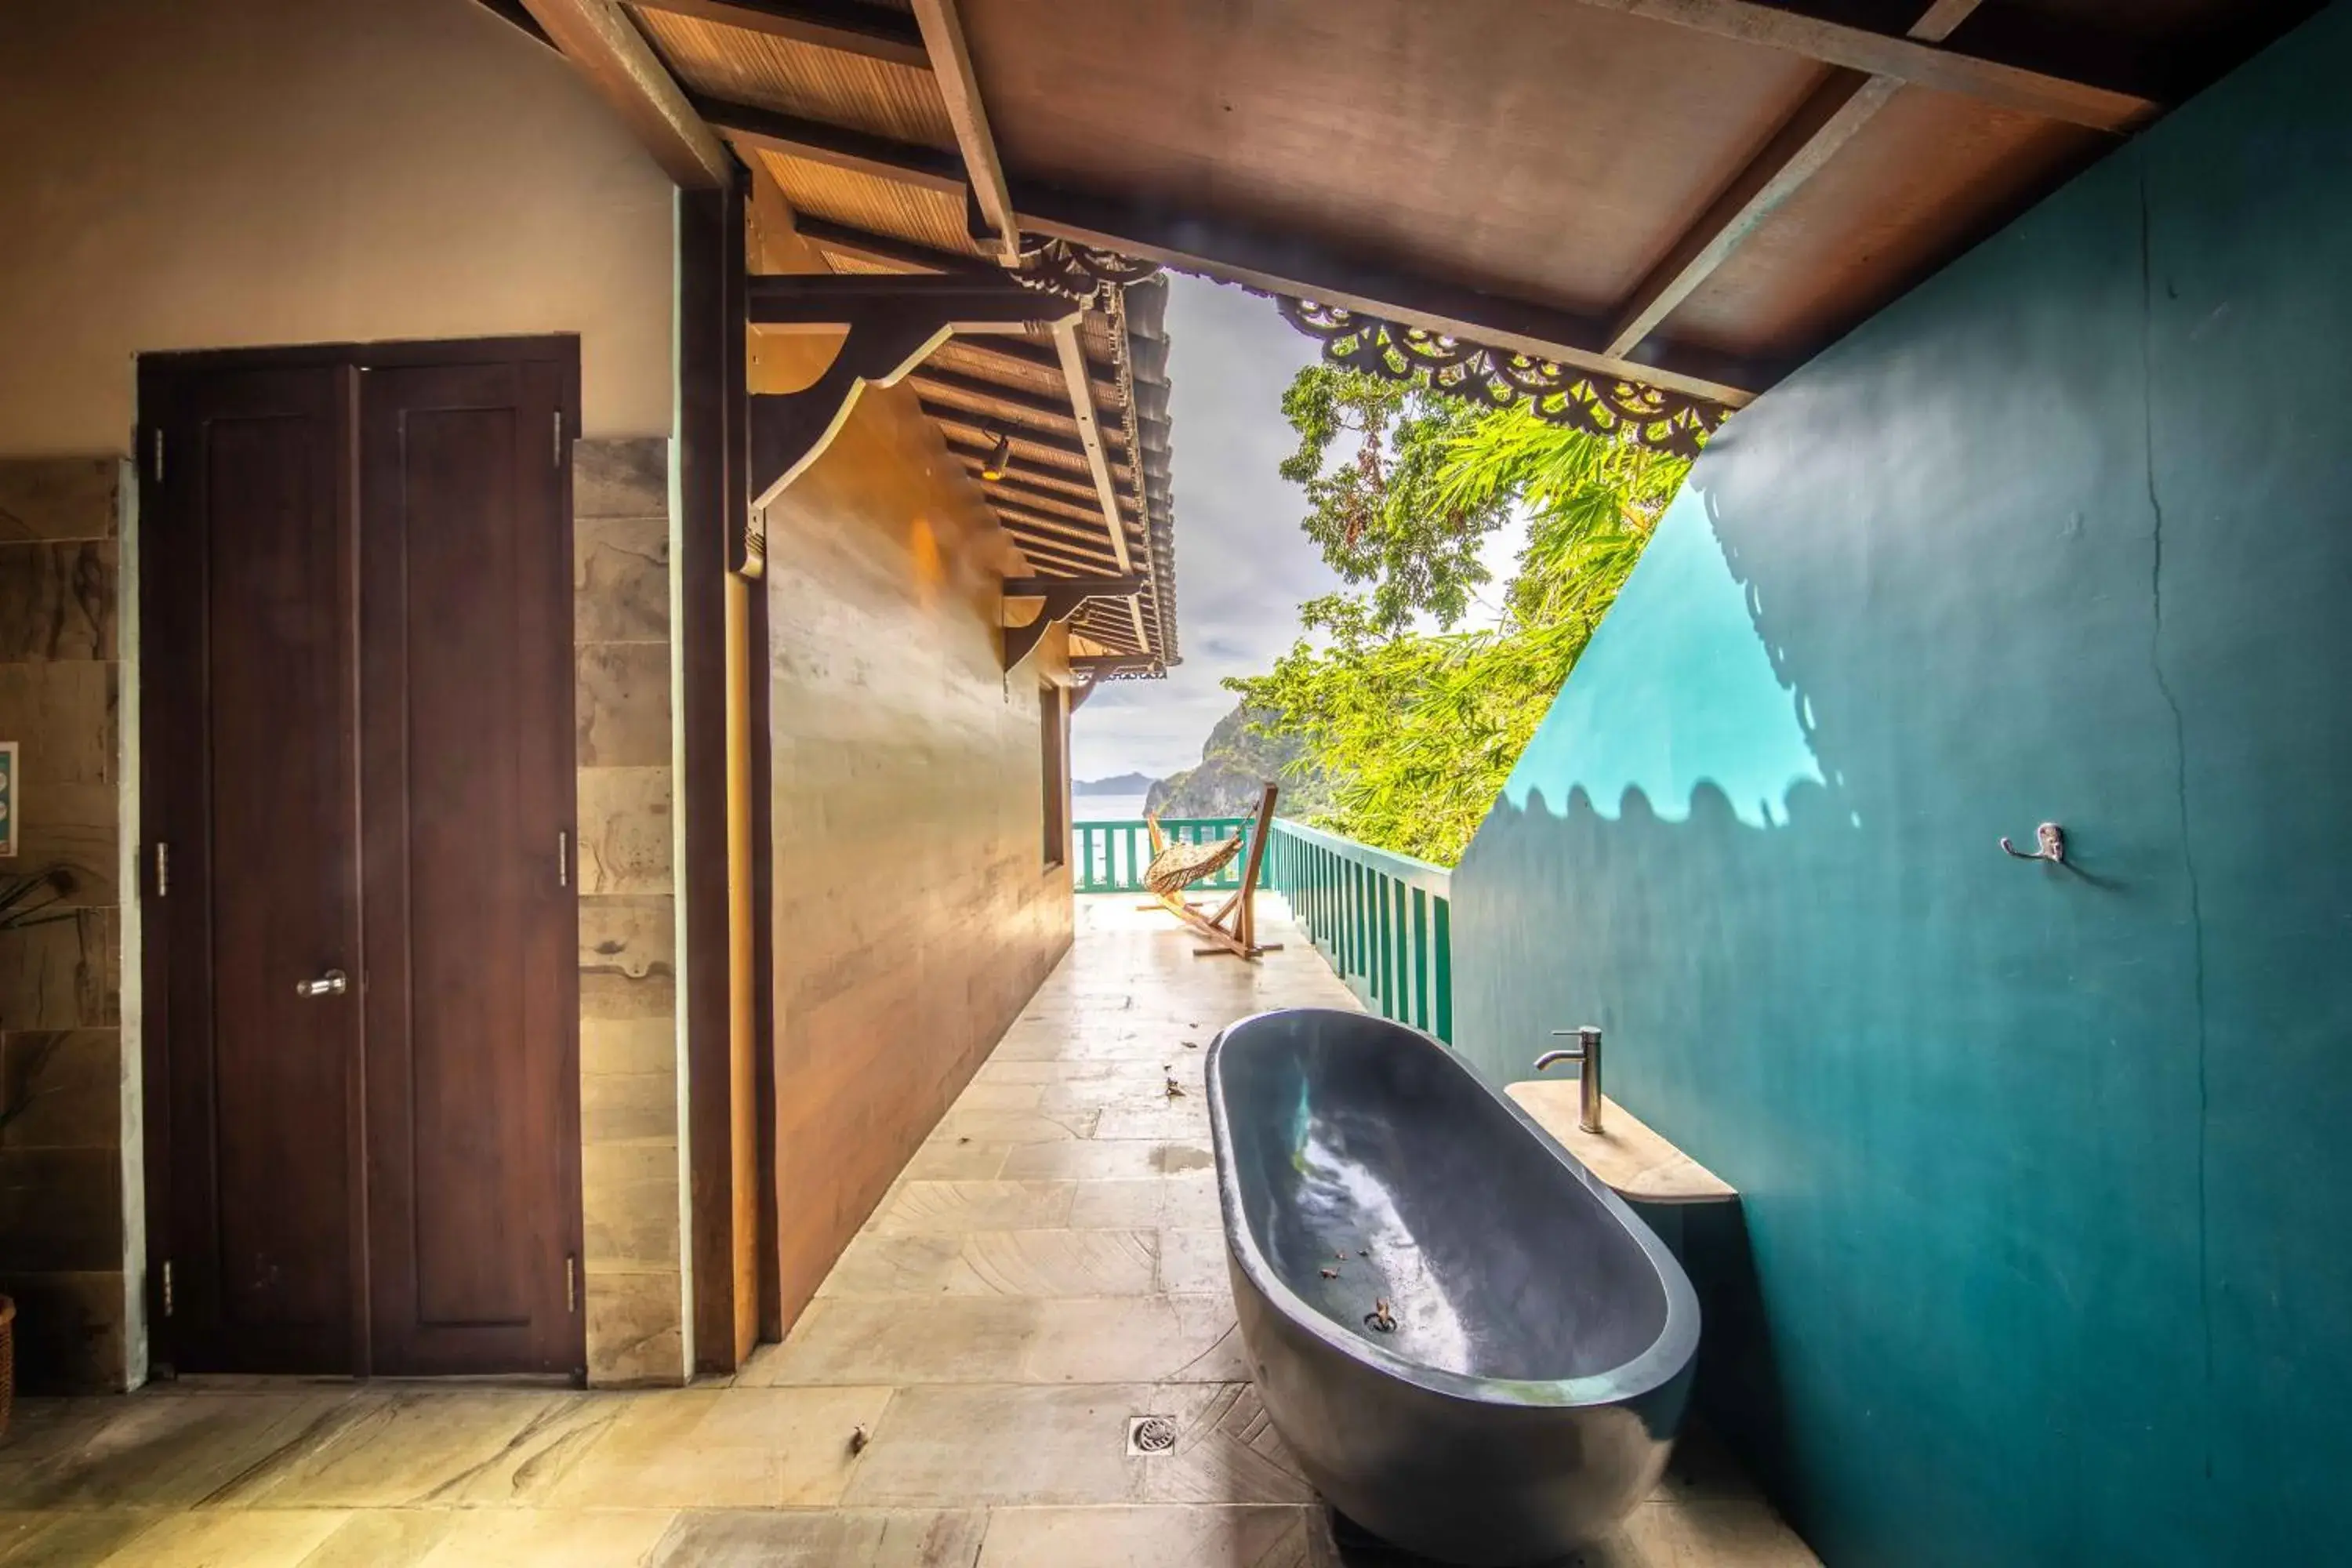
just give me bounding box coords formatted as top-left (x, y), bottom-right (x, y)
top-left (1535, 1026), bottom-right (1603, 1134)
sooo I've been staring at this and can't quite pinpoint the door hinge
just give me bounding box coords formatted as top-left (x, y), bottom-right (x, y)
top-left (557, 829), bottom-right (569, 889)
top-left (565, 1254), bottom-right (578, 1314)
top-left (161, 1258), bottom-right (175, 1319)
top-left (151, 427), bottom-right (165, 484)
top-left (152, 841), bottom-right (170, 898)
top-left (553, 410), bottom-right (564, 469)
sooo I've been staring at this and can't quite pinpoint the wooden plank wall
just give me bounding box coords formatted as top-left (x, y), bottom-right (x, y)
top-left (757, 370), bottom-right (1075, 1331)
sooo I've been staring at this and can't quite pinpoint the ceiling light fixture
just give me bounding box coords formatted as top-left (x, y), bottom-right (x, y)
top-left (979, 427), bottom-right (1013, 483)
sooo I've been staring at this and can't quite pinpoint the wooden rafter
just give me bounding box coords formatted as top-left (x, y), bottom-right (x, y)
top-left (940, 337), bottom-right (1123, 405)
top-left (999, 533), bottom-right (1118, 576)
top-left (1606, 0), bottom-right (1986, 358)
top-left (1000, 532), bottom-right (1137, 581)
top-left (519, 0), bottom-right (731, 188)
top-left (909, 0), bottom-right (1020, 261)
top-left (794, 215), bottom-right (990, 274)
top-left (911, 366), bottom-right (1112, 434)
top-left (632, 0), bottom-right (929, 70)
top-left (691, 88), bottom-right (1759, 397)
top-left (950, 441), bottom-right (1105, 492)
top-left (978, 470), bottom-right (1132, 523)
top-left (958, 464), bottom-right (1141, 528)
top-left (699, 95), bottom-right (966, 192)
top-left (991, 501), bottom-right (1134, 552)
top-left (1049, 318), bottom-right (1149, 652)
top-left (1566, 0), bottom-right (2156, 132)
top-left (935, 413), bottom-right (1128, 477)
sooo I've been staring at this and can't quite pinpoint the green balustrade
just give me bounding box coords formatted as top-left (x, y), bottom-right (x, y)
top-left (1069, 817), bottom-right (1254, 894)
top-left (1265, 818), bottom-right (1454, 1044)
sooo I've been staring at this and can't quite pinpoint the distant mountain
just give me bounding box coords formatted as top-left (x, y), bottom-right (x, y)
top-left (1073, 771), bottom-right (1156, 796)
top-left (1145, 704), bottom-right (1330, 820)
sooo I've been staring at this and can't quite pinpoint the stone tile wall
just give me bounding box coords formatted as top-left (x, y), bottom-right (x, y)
top-left (0, 444), bottom-right (689, 1394)
top-left (0, 458), bottom-right (132, 1392)
top-left (572, 439), bottom-right (688, 1385)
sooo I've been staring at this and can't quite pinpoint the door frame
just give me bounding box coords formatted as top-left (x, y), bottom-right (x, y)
top-left (136, 334), bottom-right (586, 1380)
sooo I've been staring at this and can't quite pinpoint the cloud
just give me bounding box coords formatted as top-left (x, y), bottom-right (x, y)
top-left (1070, 277), bottom-right (1346, 782)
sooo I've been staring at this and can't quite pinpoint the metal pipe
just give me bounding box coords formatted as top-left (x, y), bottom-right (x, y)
top-left (1536, 1026), bottom-right (1603, 1134)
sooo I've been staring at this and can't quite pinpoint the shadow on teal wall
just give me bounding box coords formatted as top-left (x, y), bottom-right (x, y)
top-left (1452, 7), bottom-right (2352, 1562)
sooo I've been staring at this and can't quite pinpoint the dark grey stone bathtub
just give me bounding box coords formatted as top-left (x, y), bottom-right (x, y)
top-left (1206, 1007), bottom-right (1700, 1566)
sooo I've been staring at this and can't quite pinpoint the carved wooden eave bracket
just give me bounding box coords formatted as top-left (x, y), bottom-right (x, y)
top-left (1275, 297), bottom-right (1732, 460)
top-left (1010, 236), bottom-right (1163, 308)
top-left (742, 272), bottom-right (1087, 575)
top-left (1069, 654), bottom-right (1164, 681)
top-left (1000, 572), bottom-right (1145, 670)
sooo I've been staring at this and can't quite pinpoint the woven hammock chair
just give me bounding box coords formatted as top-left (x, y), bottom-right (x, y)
top-left (1142, 824), bottom-right (1244, 898)
top-left (1141, 782), bottom-right (1281, 960)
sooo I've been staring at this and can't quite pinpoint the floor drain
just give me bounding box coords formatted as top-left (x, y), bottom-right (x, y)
top-left (1127, 1415), bottom-right (1179, 1455)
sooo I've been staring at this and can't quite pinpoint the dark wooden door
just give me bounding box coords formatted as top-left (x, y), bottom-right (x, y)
top-left (358, 358), bottom-right (581, 1376)
top-left (143, 362), bottom-right (366, 1374)
top-left (143, 341), bottom-right (582, 1378)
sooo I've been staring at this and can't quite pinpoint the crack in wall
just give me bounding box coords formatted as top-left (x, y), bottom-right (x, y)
top-left (2140, 169), bottom-right (2216, 1482)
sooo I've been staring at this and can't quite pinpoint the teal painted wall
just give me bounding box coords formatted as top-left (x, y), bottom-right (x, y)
top-left (1452, 9), bottom-right (2352, 1563)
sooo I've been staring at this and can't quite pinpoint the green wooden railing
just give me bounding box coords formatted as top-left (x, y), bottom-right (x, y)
top-left (1268, 817), bottom-right (1454, 1044)
top-left (1071, 817), bottom-right (1252, 894)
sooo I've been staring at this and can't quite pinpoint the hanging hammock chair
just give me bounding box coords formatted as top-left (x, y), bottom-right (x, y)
top-left (1140, 782), bottom-right (1282, 960)
top-left (1142, 821), bottom-right (1245, 898)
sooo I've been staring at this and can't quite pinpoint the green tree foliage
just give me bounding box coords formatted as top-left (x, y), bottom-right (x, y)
top-left (1229, 373), bottom-right (1693, 865)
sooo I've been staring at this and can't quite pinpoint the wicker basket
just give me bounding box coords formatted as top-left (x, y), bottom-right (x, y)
top-left (0, 1294), bottom-right (14, 1439)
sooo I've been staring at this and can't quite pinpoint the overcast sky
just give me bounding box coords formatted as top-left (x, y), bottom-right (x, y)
top-left (1069, 277), bottom-right (1340, 782)
top-left (1070, 275), bottom-right (1531, 784)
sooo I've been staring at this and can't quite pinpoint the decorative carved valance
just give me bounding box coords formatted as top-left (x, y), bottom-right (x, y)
top-left (1276, 298), bottom-right (1729, 459)
top-left (1069, 655), bottom-right (1165, 681)
top-left (1013, 238), bottom-right (1163, 307)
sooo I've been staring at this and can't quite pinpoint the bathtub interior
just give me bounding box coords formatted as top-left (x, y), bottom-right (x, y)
top-left (1215, 1010), bottom-right (1669, 1383)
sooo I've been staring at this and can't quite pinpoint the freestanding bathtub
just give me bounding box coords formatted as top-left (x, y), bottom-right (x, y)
top-left (1206, 1008), bottom-right (1700, 1566)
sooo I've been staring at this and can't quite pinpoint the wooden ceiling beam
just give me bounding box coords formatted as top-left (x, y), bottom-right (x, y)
top-left (519, 0), bottom-right (732, 187)
top-left (909, 0), bottom-right (1020, 261)
top-left (1606, 0), bottom-right (1983, 358)
top-left (794, 215), bottom-right (992, 274)
top-left (994, 504), bottom-right (1128, 552)
top-left (928, 402), bottom-right (1131, 474)
top-left (997, 530), bottom-right (1120, 574)
top-left (1049, 318), bottom-right (1149, 652)
top-left (631, 0), bottom-right (930, 70)
top-left (953, 456), bottom-right (1142, 525)
top-left (699, 91), bottom-right (1761, 401)
top-left (1009, 183), bottom-right (1770, 405)
top-left (1565, 0), bottom-right (2156, 132)
top-left (915, 368), bottom-right (1138, 465)
top-left (700, 94), bottom-right (966, 193)
top-left (989, 491), bottom-right (1134, 541)
top-left (938, 338), bottom-right (1122, 404)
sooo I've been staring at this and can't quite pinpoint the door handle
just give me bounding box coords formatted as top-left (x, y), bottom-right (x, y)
top-left (296, 969), bottom-right (349, 998)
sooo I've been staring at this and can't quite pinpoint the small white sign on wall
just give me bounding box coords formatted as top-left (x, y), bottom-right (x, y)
top-left (0, 741), bottom-right (16, 858)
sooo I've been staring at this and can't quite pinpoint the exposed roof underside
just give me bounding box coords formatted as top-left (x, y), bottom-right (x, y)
top-left (514, 0), bottom-right (2324, 667)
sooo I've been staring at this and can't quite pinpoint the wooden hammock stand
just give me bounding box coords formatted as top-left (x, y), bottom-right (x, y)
top-left (1142, 782), bottom-right (1282, 960)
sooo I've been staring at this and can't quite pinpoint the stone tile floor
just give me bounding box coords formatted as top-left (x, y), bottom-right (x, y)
top-left (0, 897), bottom-right (1817, 1566)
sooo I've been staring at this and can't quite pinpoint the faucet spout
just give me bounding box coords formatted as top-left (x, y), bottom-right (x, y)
top-left (1538, 1026), bottom-right (1604, 1134)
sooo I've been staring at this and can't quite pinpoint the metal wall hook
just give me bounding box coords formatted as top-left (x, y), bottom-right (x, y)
top-left (2000, 822), bottom-right (2066, 865)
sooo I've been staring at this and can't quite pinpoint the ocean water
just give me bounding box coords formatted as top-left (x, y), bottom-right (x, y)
top-left (1073, 790), bottom-right (1151, 822)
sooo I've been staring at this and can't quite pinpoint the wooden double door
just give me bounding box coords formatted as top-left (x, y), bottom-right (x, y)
top-left (141, 339), bottom-right (583, 1378)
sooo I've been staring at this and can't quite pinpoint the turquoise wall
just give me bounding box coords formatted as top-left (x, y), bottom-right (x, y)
top-left (1452, 9), bottom-right (2352, 1563)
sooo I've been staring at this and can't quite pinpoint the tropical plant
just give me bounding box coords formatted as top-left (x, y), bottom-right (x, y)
top-left (1230, 376), bottom-right (1693, 865)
